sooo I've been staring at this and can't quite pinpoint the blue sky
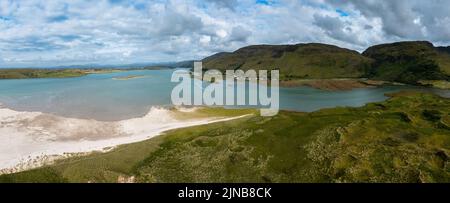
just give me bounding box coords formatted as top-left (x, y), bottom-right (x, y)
top-left (0, 0), bottom-right (450, 68)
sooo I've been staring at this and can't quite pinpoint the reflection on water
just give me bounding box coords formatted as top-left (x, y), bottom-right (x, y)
top-left (0, 69), bottom-right (448, 121)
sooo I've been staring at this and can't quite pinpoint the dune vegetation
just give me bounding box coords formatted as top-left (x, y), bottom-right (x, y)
top-left (1, 91), bottom-right (448, 183)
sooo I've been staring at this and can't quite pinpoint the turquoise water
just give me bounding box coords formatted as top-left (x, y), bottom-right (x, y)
top-left (0, 69), bottom-right (448, 121)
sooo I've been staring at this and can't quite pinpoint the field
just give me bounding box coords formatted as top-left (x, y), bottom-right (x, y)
top-left (0, 92), bottom-right (448, 183)
top-left (0, 68), bottom-right (131, 79)
top-left (418, 80), bottom-right (450, 89)
top-left (0, 69), bottom-right (88, 79)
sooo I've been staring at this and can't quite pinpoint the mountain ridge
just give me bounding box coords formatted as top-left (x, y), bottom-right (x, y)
top-left (203, 43), bottom-right (373, 80)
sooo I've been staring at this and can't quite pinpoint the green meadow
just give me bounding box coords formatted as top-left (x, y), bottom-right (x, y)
top-left (0, 69), bottom-right (88, 79)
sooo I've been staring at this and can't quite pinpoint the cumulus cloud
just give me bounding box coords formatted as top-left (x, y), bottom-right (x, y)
top-left (152, 8), bottom-right (204, 36)
top-left (324, 0), bottom-right (450, 42)
top-left (0, 0), bottom-right (449, 67)
top-left (229, 25), bottom-right (252, 42)
top-left (313, 14), bottom-right (360, 45)
top-left (206, 0), bottom-right (238, 10)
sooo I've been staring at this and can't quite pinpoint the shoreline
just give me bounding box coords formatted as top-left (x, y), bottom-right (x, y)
top-left (280, 79), bottom-right (409, 91)
top-left (280, 78), bottom-right (375, 90)
top-left (199, 75), bottom-right (406, 91)
top-left (0, 105), bottom-right (251, 174)
top-left (2, 68), bottom-right (446, 90)
top-left (0, 67), bottom-right (172, 80)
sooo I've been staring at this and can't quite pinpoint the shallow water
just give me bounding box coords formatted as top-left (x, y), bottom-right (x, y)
top-left (0, 69), bottom-right (448, 121)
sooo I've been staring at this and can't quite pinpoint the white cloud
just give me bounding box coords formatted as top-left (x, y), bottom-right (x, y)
top-left (0, 0), bottom-right (449, 67)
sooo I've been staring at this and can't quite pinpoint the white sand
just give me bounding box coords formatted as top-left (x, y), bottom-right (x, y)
top-left (0, 105), bottom-right (248, 174)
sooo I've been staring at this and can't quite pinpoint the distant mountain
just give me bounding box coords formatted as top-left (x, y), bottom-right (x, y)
top-left (363, 41), bottom-right (450, 84)
top-left (203, 43), bottom-right (373, 80)
top-left (202, 41), bottom-right (450, 84)
top-left (171, 60), bottom-right (195, 69)
top-left (0, 62), bottom-right (182, 70)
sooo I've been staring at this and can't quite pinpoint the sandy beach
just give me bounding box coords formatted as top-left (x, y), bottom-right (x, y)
top-left (0, 105), bottom-right (248, 174)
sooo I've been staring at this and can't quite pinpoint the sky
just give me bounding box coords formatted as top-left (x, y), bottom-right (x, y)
top-left (1, 0), bottom-right (450, 68)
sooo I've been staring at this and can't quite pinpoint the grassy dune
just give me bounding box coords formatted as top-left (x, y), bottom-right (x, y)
top-left (0, 92), bottom-right (449, 183)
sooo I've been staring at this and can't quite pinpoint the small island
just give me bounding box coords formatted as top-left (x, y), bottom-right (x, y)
top-left (112, 75), bottom-right (145, 80)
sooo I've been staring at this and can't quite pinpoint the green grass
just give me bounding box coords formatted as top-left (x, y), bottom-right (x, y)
top-left (1, 92), bottom-right (449, 183)
top-left (363, 41), bottom-right (450, 84)
top-left (0, 167), bottom-right (68, 183)
top-left (435, 52), bottom-right (450, 75)
top-left (0, 69), bottom-right (88, 79)
top-left (418, 80), bottom-right (450, 89)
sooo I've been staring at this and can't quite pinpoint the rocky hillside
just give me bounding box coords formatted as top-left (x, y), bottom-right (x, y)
top-left (363, 41), bottom-right (450, 84)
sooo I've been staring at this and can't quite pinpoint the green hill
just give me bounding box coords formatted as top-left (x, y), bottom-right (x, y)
top-left (202, 41), bottom-right (450, 85)
top-left (436, 46), bottom-right (450, 75)
top-left (363, 41), bottom-right (450, 84)
top-left (202, 43), bottom-right (373, 80)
